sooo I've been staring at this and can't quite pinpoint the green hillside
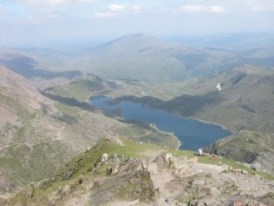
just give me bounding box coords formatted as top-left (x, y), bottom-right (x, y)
top-left (110, 65), bottom-right (274, 174)
top-left (0, 66), bottom-right (178, 195)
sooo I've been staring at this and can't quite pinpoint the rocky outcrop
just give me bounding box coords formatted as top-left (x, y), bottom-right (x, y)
top-left (8, 139), bottom-right (274, 206)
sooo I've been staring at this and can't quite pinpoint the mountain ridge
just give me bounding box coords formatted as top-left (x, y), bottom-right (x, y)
top-left (2, 34), bottom-right (274, 84)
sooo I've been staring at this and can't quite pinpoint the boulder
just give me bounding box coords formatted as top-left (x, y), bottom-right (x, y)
top-left (101, 153), bottom-right (109, 162)
top-left (165, 153), bottom-right (173, 161)
top-left (63, 170), bottom-right (74, 180)
top-left (25, 184), bottom-right (35, 199)
top-left (135, 160), bottom-right (148, 171)
top-left (154, 153), bottom-right (176, 171)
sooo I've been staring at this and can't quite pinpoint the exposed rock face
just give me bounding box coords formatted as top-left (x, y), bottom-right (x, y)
top-left (147, 162), bottom-right (158, 174)
top-left (259, 192), bottom-right (274, 206)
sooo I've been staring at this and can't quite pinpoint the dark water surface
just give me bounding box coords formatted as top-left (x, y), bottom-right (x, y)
top-left (90, 96), bottom-right (232, 150)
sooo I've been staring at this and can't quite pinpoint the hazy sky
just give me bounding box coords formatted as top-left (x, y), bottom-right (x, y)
top-left (0, 0), bottom-right (274, 46)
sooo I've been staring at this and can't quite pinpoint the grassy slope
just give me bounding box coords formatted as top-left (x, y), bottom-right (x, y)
top-left (47, 75), bottom-right (150, 102)
top-left (116, 66), bottom-right (274, 134)
top-left (48, 78), bottom-right (106, 101)
top-left (0, 92), bottom-right (179, 193)
top-left (10, 138), bottom-right (165, 204)
top-left (0, 66), bottom-right (184, 193)
top-left (106, 66), bottom-right (274, 174)
top-left (45, 77), bottom-right (180, 148)
top-left (0, 93), bottom-right (71, 187)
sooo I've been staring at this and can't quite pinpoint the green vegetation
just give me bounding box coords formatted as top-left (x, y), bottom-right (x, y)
top-left (169, 147), bottom-right (274, 181)
top-left (0, 93), bottom-right (34, 123)
top-left (54, 138), bottom-right (163, 182)
top-left (116, 90), bottom-right (222, 117)
top-left (49, 79), bottom-right (105, 101)
top-left (10, 138), bottom-right (161, 204)
top-left (0, 141), bottom-right (69, 185)
top-left (0, 94), bottom-right (72, 188)
top-left (0, 90), bottom-right (179, 191)
top-left (9, 137), bottom-right (274, 206)
top-left (116, 123), bottom-right (180, 149)
top-left (211, 130), bottom-right (274, 174)
top-left (54, 103), bottom-right (78, 116)
top-left (38, 138), bottom-right (274, 189)
top-left (114, 170), bottom-right (155, 202)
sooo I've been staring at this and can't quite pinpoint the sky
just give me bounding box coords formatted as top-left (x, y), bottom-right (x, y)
top-left (0, 0), bottom-right (274, 46)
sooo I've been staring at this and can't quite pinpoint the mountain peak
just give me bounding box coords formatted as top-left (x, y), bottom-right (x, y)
top-left (96, 33), bottom-right (176, 51)
top-left (111, 33), bottom-right (153, 42)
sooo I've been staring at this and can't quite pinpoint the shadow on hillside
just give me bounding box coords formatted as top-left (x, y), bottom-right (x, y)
top-left (114, 91), bottom-right (222, 117)
top-left (40, 90), bottom-right (97, 112)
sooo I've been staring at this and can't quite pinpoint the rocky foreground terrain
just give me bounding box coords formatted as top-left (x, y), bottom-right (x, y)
top-left (3, 138), bottom-right (274, 206)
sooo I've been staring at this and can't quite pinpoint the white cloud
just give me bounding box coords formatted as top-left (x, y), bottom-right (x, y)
top-left (0, 6), bottom-right (3, 14)
top-left (25, 16), bottom-right (44, 23)
top-left (208, 6), bottom-right (225, 13)
top-left (216, 0), bottom-right (274, 12)
top-left (94, 4), bottom-right (142, 18)
top-left (42, 0), bottom-right (65, 6)
top-left (131, 5), bottom-right (142, 12)
top-left (180, 4), bottom-right (225, 14)
top-left (94, 12), bottom-right (117, 18)
top-left (181, 5), bottom-right (205, 13)
top-left (248, 3), bottom-right (274, 12)
top-left (12, 0), bottom-right (91, 7)
top-left (108, 4), bottom-right (126, 12)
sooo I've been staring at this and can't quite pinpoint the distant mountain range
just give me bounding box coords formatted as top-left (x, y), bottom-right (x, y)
top-left (0, 48), bottom-right (81, 79)
top-left (1, 33), bottom-right (274, 84)
top-left (67, 33), bottom-right (274, 83)
top-left (170, 33), bottom-right (274, 50)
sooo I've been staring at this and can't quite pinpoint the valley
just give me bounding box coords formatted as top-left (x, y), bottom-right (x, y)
top-left (89, 95), bottom-right (231, 150)
top-left (1, 33), bottom-right (274, 205)
top-left (0, 65), bottom-right (178, 196)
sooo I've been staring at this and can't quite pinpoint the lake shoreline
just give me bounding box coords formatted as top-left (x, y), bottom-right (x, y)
top-left (90, 95), bottom-right (232, 150)
top-left (189, 116), bottom-right (233, 134)
top-left (149, 123), bottom-right (182, 150)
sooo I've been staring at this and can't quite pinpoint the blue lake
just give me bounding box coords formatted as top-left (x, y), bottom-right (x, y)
top-left (90, 96), bottom-right (232, 150)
